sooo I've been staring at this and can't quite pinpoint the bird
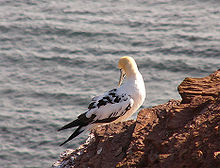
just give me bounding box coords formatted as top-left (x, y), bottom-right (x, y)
top-left (58, 56), bottom-right (146, 146)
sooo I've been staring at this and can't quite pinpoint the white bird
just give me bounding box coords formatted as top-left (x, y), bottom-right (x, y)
top-left (58, 56), bottom-right (146, 146)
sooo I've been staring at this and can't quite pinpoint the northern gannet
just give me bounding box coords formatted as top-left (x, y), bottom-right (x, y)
top-left (58, 56), bottom-right (146, 146)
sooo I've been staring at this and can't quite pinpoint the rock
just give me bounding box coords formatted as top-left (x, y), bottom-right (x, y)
top-left (178, 69), bottom-right (220, 103)
top-left (52, 69), bottom-right (220, 168)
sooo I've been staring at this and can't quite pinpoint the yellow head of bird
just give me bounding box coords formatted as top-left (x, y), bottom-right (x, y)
top-left (117, 56), bottom-right (138, 86)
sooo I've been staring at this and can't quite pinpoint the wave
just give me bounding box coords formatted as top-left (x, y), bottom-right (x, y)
top-left (139, 58), bottom-right (211, 74)
top-left (151, 46), bottom-right (220, 58)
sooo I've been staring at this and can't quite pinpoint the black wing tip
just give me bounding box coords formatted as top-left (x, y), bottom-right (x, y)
top-left (59, 126), bottom-right (84, 146)
top-left (57, 119), bottom-right (81, 132)
top-left (59, 141), bottom-right (67, 146)
top-left (57, 126), bottom-right (67, 132)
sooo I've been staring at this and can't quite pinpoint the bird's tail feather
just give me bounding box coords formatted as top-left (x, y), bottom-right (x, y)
top-left (59, 126), bottom-right (85, 146)
top-left (58, 119), bottom-right (81, 131)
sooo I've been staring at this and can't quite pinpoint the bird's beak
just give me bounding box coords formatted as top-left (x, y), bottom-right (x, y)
top-left (118, 69), bottom-right (126, 86)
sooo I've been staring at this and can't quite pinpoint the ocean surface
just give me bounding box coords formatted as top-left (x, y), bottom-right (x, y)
top-left (0, 0), bottom-right (219, 167)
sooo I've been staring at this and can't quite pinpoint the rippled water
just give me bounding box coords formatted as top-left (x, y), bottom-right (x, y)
top-left (0, 0), bottom-right (219, 167)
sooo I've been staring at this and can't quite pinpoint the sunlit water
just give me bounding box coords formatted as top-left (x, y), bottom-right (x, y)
top-left (0, 0), bottom-right (219, 167)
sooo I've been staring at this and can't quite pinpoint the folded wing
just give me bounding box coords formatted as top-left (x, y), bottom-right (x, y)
top-left (58, 88), bottom-right (134, 145)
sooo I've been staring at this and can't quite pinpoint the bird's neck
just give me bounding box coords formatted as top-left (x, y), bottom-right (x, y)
top-left (124, 63), bottom-right (139, 78)
top-left (126, 70), bottom-right (140, 80)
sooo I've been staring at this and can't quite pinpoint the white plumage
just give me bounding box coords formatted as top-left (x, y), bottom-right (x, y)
top-left (58, 56), bottom-right (145, 146)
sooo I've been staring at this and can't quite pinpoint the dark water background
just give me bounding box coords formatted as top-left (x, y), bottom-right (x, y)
top-left (0, 0), bottom-right (219, 167)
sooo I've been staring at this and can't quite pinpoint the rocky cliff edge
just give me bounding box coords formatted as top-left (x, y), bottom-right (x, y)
top-left (53, 69), bottom-right (220, 168)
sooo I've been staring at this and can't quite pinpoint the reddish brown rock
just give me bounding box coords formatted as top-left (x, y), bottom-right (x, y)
top-left (53, 69), bottom-right (220, 168)
top-left (178, 69), bottom-right (220, 103)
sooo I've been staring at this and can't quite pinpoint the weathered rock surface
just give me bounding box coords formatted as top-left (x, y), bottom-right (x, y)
top-left (53, 69), bottom-right (220, 168)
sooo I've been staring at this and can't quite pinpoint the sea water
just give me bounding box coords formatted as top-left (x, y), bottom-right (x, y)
top-left (0, 0), bottom-right (219, 167)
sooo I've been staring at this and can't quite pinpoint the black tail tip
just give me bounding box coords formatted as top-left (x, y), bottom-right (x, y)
top-left (59, 142), bottom-right (65, 146)
top-left (57, 127), bottom-right (66, 131)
